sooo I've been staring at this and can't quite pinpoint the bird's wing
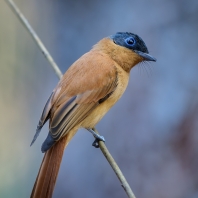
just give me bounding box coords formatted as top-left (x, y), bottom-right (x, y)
top-left (49, 51), bottom-right (118, 141)
top-left (30, 88), bottom-right (62, 145)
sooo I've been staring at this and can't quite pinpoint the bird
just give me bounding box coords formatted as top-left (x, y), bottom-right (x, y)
top-left (30, 32), bottom-right (156, 198)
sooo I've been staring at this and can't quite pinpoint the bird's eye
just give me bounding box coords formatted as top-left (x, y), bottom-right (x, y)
top-left (125, 37), bottom-right (135, 46)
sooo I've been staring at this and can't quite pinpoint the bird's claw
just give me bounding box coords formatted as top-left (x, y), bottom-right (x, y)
top-left (92, 135), bottom-right (105, 148)
top-left (92, 139), bottom-right (100, 148)
top-left (87, 128), bottom-right (105, 148)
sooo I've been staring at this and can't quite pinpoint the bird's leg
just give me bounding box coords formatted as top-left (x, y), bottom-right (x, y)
top-left (86, 128), bottom-right (105, 148)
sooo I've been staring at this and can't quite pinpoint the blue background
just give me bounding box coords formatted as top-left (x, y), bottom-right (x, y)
top-left (1, 0), bottom-right (198, 197)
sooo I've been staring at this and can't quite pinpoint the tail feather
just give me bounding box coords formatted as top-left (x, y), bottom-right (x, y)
top-left (31, 128), bottom-right (77, 198)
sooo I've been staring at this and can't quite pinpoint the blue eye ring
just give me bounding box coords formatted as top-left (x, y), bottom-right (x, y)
top-left (125, 37), bottom-right (136, 46)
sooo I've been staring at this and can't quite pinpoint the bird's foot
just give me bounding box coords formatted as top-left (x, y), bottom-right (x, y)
top-left (87, 128), bottom-right (105, 148)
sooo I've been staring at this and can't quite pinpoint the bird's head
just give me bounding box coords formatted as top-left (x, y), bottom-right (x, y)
top-left (93, 32), bottom-right (156, 72)
top-left (111, 32), bottom-right (156, 62)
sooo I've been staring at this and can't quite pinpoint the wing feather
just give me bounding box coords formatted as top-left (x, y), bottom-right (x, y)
top-left (33, 51), bottom-right (118, 144)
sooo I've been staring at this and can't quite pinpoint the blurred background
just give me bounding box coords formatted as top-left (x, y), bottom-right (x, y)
top-left (1, 0), bottom-right (198, 197)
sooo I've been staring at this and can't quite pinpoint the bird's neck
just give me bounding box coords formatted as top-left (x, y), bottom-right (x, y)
top-left (92, 38), bottom-right (142, 73)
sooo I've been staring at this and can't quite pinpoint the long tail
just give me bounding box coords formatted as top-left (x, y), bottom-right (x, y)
top-left (30, 128), bottom-right (77, 198)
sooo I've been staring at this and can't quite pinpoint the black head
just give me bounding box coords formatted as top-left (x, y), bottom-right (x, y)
top-left (111, 32), bottom-right (156, 62)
